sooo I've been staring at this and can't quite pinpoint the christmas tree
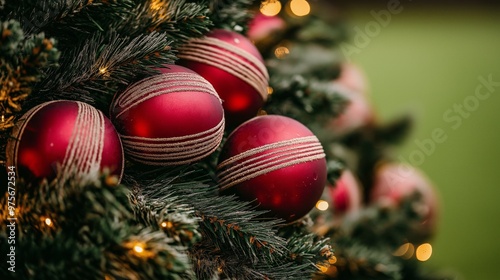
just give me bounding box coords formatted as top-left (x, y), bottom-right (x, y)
top-left (0, 1), bottom-right (449, 279)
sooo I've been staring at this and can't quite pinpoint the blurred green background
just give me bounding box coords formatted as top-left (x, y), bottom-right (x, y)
top-left (343, 2), bottom-right (500, 279)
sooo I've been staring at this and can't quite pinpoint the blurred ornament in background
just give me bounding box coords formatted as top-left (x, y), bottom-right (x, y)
top-left (248, 14), bottom-right (286, 43)
top-left (217, 115), bottom-right (327, 222)
top-left (325, 63), bottom-right (375, 138)
top-left (336, 63), bottom-right (370, 95)
top-left (370, 163), bottom-right (439, 242)
top-left (178, 29), bottom-right (269, 128)
top-left (110, 65), bottom-right (224, 166)
top-left (7, 100), bottom-right (124, 183)
top-left (327, 88), bottom-right (375, 138)
top-left (329, 169), bottom-right (363, 215)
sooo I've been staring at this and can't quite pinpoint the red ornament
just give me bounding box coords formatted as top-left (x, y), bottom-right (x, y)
top-left (329, 169), bottom-right (362, 215)
top-left (217, 115), bottom-right (327, 222)
top-left (370, 163), bottom-right (439, 241)
top-left (110, 65), bottom-right (225, 165)
top-left (327, 87), bottom-right (375, 137)
top-left (178, 29), bottom-right (269, 127)
top-left (248, 14), bottom-right (286, 43)
top-left (336, 63), bottom-right (369, 95)
top-left (6, 100), bottom-right (124, 183)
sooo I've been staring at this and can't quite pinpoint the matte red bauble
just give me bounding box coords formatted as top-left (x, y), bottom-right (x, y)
top-left (110, 65), bottom-right (225, 165)
top-left (7, 100), bottom-right (124, 183)
top-left (217, 115), bottom-right (327, 222)
top-left (327, 87), bottom-right (375, 137)
top-left (178, 29), bottom-right (269, 127)
top-left (370, 163), bottom-right (439, 242)
top-left (329, 169), bottom-right (362, 215)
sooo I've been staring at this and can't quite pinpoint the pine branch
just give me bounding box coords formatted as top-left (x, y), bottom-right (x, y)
top-left (26, 31), bottom-right (173, 112)
top-left (0, 173), bottom-right (191, 279)
top-left (0, 19), bottom-right (59, 133)
top-left (204, 0), bottom-right (255, 32)
top-left (129, 167), bottom-right (287, 263)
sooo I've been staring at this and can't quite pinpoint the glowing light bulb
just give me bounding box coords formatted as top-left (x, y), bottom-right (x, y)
top-left (290, 0), bottom-right (311, 17)
top-left (274, 46), bottom-right (290, 59)
top-left (316, 200), bottom-right (329, 211)
top-left (416, 243), bottom-right (433, 262)
top-left (44, 218), bottom-right (52, 226)
top-left (133, 244), bottom-right (144, 254)
top-left (260, 1), bottom-right (282, 17)
top-left (99, 67), bottom-right (108, 74)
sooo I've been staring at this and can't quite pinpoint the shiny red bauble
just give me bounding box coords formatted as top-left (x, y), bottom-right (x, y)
top-left (329, 169), bottom-right (362, 215)
top-left (7, 100), bottom-right (124, 183)
top-left (370, 163), bottom-right (439, 241)
top-left (178, 29), bottom-right (269, 128)
top-left (217, 115), bottom-right (327, 222)
top-left (110, 65), bottom-right (225, 166)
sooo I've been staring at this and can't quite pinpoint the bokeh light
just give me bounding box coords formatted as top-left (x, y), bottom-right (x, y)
top-left (316, 200), bottom-right (329, 211)
top-left (260, 1), bottom-right (282, 16)
top-left (289, 0), bottom-right (311, 17)
top-left (416, 243), bottom-right (433, 262)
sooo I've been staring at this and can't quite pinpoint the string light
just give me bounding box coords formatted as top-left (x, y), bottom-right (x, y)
top-left (151, 0), bottom-right (163, 11)
top-left (99, 67), bottom-right (108, 75)
top-left (416, 243), bottom-right (433, 262)
top-left (328, 256), bottom-right (337, 264)
top-left (317, 264), bottom-right (329, 273)
top-left (133, 244), bottom-right (144, 254)
top-left (267, 86), bottom-right (274, 95)
top-left (260, 1), bottom-right (282, 16)
top-left (316, 200), bottom-right (329, 211)
top-left (44, 217), bottom-right (53, 227)
top-left (274, 46), bottom-right (290, 59)
top-left (393, 242), bottom-right (415, 259)
top-left (289, 0), bottom-right (311, 17)
top-left (161, 221), bottom-right (174, 229)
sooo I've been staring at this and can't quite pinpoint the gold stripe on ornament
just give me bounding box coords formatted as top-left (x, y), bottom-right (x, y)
top-left (120, 117), bottom-right (225, 166)
top-left (112, 72), bottom-right (220, 119)
top-left (178, 36), bottom-right (269, 101)
top-left (217, 136), bottom-right (325, 191)
top-left (59, 102), bottom-right (105, 183)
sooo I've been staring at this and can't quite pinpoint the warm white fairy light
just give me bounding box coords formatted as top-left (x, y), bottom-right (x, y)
top-left (316, 200), bottom-right (329, 211)
top-left (133, 244), bottom-right (144, 254)
top-left (99, 67), bottom-right (108, 74)
top-left (260, 1), bottom-right (282, 16)
top-left (416, 243), bottom-right (433, 262)
top-left (274, 46), bottom-right (290, 59)
top-left (289, 0), bottom-right (311, 17)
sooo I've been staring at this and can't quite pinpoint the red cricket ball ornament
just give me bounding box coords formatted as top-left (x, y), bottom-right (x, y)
top-left (370, 163), bottom-right (439, 242)
top-left (6, 100), bottom-right (124, 183)
top-left (329, 169), bottom-right (362, 215)
top-left (178, 29), bottom-right (269, 128)
top-left (217, 115), bottom-right (327, 222)
top-left (110, 65), bottom-right (225, 166)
